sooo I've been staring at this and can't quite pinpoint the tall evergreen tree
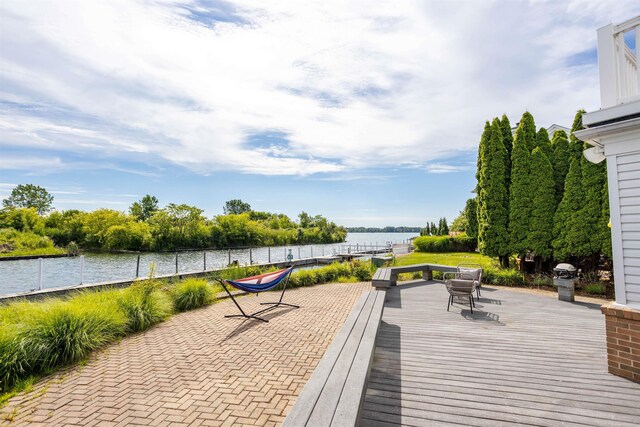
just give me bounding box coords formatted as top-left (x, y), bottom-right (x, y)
top-left (553, 158), bottom-right (582, 260)
top-left (500, 115), bottom-right (513, 191)
top-left (509, 114), bottom-right (535, 267)
top-left (478, 118), bottom-right (510, 266)
top-left (535, 128), bottom-right (553, 160)
top-left (475, 121), bottom-right (492, 191)
top-left (438, 217), bottom-right (449, 235)
top-left (528, 147), bottom-right (555, 271)
top-left (567, 156), bottom-right (607, 260)
top-left (520, 112), bottom-right (537, 152)
top-left (430, 222), bottom-right (437, 236)
top-left (566, 109), bottom-right (609, 268)
top-left (464, 198), bottom-right (478, 239)
top-left (551, 130), bottom-right (571, 206)
top-left (569, 109), bottom-right (587, 159)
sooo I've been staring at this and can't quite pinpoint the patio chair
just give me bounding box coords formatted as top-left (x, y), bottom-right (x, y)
top-left (444, 272), bottom-right (476, 313)
top-left (457, 263), bottom-right (483, 301)
top-left (215, 267), bottom-right (298, 322)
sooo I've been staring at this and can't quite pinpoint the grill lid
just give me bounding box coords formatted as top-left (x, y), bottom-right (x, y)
top-left (554, 263), bottom-right (576, 273)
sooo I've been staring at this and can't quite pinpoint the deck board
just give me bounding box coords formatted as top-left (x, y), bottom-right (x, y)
top-left (362, 281), bottom-right (640, 426)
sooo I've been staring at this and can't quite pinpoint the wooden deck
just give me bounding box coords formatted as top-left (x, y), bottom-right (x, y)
top-left (362, 281), bottom-right (640, 426)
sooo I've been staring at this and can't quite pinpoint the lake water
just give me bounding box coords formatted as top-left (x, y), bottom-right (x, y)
top-left (0, 232), bottom-right (417, 296)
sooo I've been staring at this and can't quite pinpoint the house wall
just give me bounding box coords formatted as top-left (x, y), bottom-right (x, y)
top-left (603, 132), bottom-right (640, 309)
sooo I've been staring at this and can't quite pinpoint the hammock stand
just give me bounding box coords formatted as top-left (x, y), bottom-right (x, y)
top-left (216, 267), bottom-right (298, 322)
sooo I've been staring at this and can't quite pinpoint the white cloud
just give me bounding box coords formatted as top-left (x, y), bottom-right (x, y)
top-left (1, 0), bottom-right (638, 176)
top-left (0, 155), bottom-right (64, 171)
top-left (426, 163), bottom-right (472, 174)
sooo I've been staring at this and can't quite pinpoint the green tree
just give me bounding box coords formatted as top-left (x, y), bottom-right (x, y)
top-left (562, 109), bottom-right (610, 269)
top-left (535, 128), bottom-right (553, 160)
top-left (475, 121), bottom-right (492, 190)
top-left (551, 130), bottom-right (571, 206)
top-left (528, 147), bottom-right (555, 271)
top-left (81, 209), bottom-right (130, 248)
top-left (223, 199), bottom-right (251, 215)
top-left (566, 157), bottom-right (607, 261)
top-left (553, 158), bottom-right (582, 261)
top-left (520, 112), bottom-right (537, 152)
top-left (298, 212), bottom-right (311, 228)
top-left (569, 110), bottom-right (587, 158)
top-left (0, 208), bottom-right (45, 235)
top-left (130, 195), bottom-right (159, 221)
top-left (509, 114), bottom-right (535, 267)
top-left (437, 217), bottom-right (449, 236)
top-left (478, 118), bottom-right (509, 266)
top-left (464, 198), bottom-right (478, 239)
top-left (500, 115), bottom-right (513, 192)
top-left (450, 210), bottom-right (468, 233)
top-left (2, 184), bottom-right (53, 215)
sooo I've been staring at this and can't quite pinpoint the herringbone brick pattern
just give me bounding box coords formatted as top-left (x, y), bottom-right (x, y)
top-left (1, 282), bottom-right (370, 426)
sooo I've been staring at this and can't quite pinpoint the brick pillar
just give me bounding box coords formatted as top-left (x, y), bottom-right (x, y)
top-left (601, 302), bottom-right (640, 383)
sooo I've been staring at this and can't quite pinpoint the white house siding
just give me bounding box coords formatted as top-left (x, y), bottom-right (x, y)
top-left (617, 150), bottom-right (640, 306)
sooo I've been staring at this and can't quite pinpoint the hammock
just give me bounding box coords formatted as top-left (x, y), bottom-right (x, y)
top-left (216, 267), bottom-right (299, 322)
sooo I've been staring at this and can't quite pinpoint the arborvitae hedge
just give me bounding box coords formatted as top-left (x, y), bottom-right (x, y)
top-left (520, 111), bottom-right (537, 152)
top-left (553, 158), bottom-right (582, 260)
top-left (569, 110), bottom-right (586, 159)
top-left (475, 121), bottom-right (492, 192)
top-left (477, 119), bottom-right (509, 258)
top-left (535, 128), bottom-right (553, 160)
top-left (500, 114), bottom-right (513, 190)
top-left (551, 130), bottom-right (571, 206)
top-left (528, 147), bottom-right (555, 259)
top-left (509, 115), bottom-right (534, 256)
top-left (464, 198), bottom-right (478, 239)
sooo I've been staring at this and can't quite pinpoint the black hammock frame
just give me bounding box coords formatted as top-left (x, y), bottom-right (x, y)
top-left (216, 267), bottom-right (299, 322)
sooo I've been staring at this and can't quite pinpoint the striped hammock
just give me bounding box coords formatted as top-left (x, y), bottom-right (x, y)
top-left (224, 267), bottom-right (293, 293)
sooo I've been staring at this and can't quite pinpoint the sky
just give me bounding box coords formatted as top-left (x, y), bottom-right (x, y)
top-left (1, 0), bottom-right (639, 227)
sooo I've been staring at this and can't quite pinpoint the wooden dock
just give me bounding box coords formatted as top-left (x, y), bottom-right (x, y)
top-left (361, 281), bottom-right (640, 426)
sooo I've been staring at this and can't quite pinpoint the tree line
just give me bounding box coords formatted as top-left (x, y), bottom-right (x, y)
top-left (459, 110), bottom-right (609, 272)
top-left (420, 218), bottom-right (450, 236)
top-left (0, 188), bottom-right (347, 252)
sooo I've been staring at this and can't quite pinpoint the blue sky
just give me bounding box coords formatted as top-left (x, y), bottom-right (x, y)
top-left (1, 0), bottom-right (639, 227)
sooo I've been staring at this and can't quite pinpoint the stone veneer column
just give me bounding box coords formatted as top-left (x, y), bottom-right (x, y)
top-left (602, 302), bottom-right (640, 382)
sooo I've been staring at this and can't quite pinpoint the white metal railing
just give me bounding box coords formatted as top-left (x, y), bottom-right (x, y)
top-left (597, 16), bottom-right (640, 108)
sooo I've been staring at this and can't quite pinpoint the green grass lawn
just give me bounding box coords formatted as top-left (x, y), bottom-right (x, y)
top-left (394, 252), bottom-right (497, 269)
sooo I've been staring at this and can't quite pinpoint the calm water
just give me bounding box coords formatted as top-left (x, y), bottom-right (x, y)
top-left (0, 233), bottom-right (416, 296)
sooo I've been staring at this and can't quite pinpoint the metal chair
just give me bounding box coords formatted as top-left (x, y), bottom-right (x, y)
top-left (444, 272), bottom-right (476, 313)
top-left (457, 264), bottom-right (483, 301)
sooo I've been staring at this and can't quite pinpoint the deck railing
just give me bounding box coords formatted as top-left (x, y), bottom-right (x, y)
top-left (598, 16), bottom-right (640, 108)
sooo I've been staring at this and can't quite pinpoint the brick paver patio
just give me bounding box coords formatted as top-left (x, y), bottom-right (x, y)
top-left (1, 282), bottom-right (370, 426)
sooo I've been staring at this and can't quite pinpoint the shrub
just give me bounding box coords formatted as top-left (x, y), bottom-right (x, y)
top-left (21, 296), bottom-right (127, 372)
top-left (0, 228), bottom-right (63, 257)
top-left (0, 324), bottom-right (27, 392)
top-left (351, 261), bottom-right (373, 281)
top-left (483, 268), bottom-right (525, 286)
top-left (293, 269), bottom-right (318, 287)
top-left (584, 283), bottom-right (606, 295)
top-left (532, 274), bottom-right (552, 287)
top-left (413, 234), bottom-right (476, 253)
top-left (172, 278), bottom-right (214, 312)
top-left (117, 281), bottom-right (173, 332)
